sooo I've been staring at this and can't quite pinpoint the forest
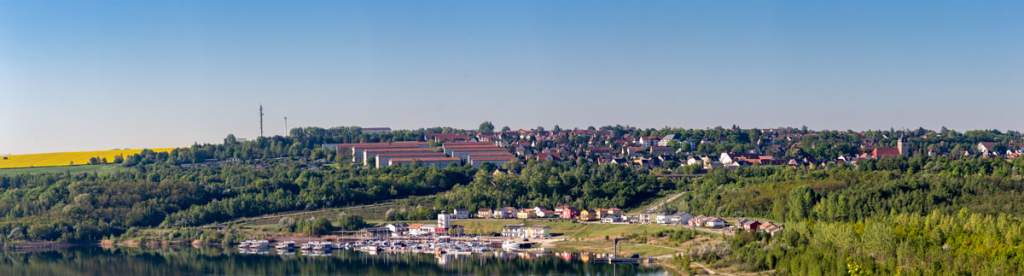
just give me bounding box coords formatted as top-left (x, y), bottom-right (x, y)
top-left (671, 156), bottom-right (1024, 274)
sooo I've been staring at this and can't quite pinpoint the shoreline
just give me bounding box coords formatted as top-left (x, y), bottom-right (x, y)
top-left (7, 239), bottom-right (686, 274)
top-left (4, 240), bottom-right (82, 252)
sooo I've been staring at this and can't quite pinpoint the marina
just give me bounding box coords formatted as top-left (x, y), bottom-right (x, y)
top-left (234, 237), bottom-right (654, 266)
top-left (238, 237), bottom-right (500, 256)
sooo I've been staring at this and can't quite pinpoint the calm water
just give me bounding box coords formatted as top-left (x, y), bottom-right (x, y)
top-left (0, 246), bottom-right (666, 275)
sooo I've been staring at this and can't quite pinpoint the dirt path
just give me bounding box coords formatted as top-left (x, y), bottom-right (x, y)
top-left (644, 191), bottom-right (686, 213)
top-left (693, 262), bottom-right (719, 275)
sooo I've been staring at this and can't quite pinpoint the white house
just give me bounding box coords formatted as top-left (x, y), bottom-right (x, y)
top-left (501, 224), bottom-right (550, 240)
top-left (655, 213), bottom-right (692, 225)
top-left (408, 224), bottom-right (437, 236)
top-left (452, 208), bottom-right (471, 219)
top-left (494, 207), bottom-right (517, 219)
top-left (655, 214), bottom-right (672, 224)
top-left (671, 213), bottom-right (693, 225)
top-left (601, 215), bottom-right (625, 224)
top-left (705, 217), bottom-right (726, 228)
top-left (385, 223), bottom-right (408, 237)
top-left (719, 153), bottom-right (739, 167)
top-left (686, 157), bottom-right (701, 167)
top-left (657, 134), bottom-right (677, 147)
top-left (977, 142), bottom-right (998, 156)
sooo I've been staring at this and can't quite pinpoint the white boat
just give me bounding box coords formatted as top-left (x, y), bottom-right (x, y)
top-left (275, 241), bottom-right (296, 250)
top-left (239, 240), bottom-right (270, 250)
top-left (312, 241), bottom-right (334, 251)
top-left (502, 240), bottom-right (531, 251)
top-left (252, 240), bottom-right (271, 249)
top-left (359, 245), bottom-right (380, 252)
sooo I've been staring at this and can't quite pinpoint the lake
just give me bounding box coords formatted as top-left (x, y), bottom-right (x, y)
top-left (0, 246), bottom-right (667, 275)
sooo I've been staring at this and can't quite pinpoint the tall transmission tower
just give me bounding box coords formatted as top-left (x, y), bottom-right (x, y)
top-left (259, 104), bottom-right (264, 137)
top-left (284, 116), bottom-right (289, 136)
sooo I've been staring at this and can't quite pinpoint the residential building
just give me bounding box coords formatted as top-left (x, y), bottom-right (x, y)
top-left (557, 206), bottom-right (578, 219)
top-left (657, 134), bottom-right (677, 147)
top-left (601, 215), bottom-right (624, 224)
top-left (578, 210), bottom-right (596, 221)
top-left (374, 151), bottom-right (447, 168)
top-left (516, 208), bottom-right (536, 219)
top-left (495, 207), bottom-right (517, 219)
top-left (738, 219), bottom-right (761, 232)
top-left (705, 217), bottom-right (726, 228)
top-left (437, 214), bottom-right (451, 229)
top-left (978, 142), bottom-right (998, 155)
top-left (407, 224), bottom-right (434, 236)
top-left (388, 157), bottom-right (461, 168)
top-left (385, 223), bottom-right (409, 237)
top-left (477, 208), bottom-right (493, 219)
top-left (533, 207), bottom-right (555, 218)
top-left (501, 224), bottom-right (550, 240)
top-left (452, 208), bottom-right (471, 219)
top-left (656, 213), bottom-right (692, 225)
top-left (760, 222), bottom-right (783, 236)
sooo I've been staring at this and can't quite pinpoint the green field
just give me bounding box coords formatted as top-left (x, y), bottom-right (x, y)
top-left (0, 164), bottom-right (124, 176)
top-left (449, 219), bottom-right (715, 258)
top-left (551, 239), bottom-right (683, 256)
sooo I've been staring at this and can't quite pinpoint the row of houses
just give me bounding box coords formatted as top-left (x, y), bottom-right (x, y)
top-left (737, 219), bottom-right (783, 235)
top-left (333, 126), bottom-right (1024, 172)
top-left (442, 142), bottom-right (516, 168)
top-left (378, 214), bottom-right (465, 238)
top-left (501, 224), bottom-right (550, 240)
top-left (380, 223), bottom-right (466, 238)
top-left (331, 141), bottom-right (515, 168)
top-left (448, 205), bottom-right (784, 236)
top-left (472, 206), bottom-right (622, 221)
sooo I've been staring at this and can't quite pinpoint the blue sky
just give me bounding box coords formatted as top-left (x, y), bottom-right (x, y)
top-left (1, 0), bottom-right (1022, 153)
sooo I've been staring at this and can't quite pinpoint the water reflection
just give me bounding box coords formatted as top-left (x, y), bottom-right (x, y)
top-left (0, 246), bottom-right (665, 275)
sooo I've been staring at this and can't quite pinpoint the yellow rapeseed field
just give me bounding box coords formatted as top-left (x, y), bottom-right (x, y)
top-left (0, 148), bottom-right (175, 169)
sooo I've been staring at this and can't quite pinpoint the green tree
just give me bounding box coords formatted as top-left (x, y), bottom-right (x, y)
top-left (295, 217), bottom-right (334, 235)
top-left (337, 215), bottom-right (368, 231)
top-left (786, 186), bottom-right (817, 221)
top-left (479, 121), bottom-right (495, 134)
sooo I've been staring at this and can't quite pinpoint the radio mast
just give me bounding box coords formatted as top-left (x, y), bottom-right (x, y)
top-left (259, 104), bottom-right (264, 137)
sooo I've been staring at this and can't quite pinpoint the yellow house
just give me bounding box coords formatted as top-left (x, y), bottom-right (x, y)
top-left (578, 210), bottom-right (595, 221)
top-left (516, 209), bottom-right (536, 219)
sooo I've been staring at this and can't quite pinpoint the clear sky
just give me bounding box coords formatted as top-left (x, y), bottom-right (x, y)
top-left (1, 1), bottom-right (1022, 154)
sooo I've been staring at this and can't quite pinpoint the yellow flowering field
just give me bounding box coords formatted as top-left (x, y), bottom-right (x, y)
top-left (0, 148), bottom-right (175, 169)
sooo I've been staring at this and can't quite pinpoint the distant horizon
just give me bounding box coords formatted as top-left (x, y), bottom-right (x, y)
top-left (3, 1), bottom-right (1022, 154)
top-left (4, 123), bottom-right (1019, 155)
